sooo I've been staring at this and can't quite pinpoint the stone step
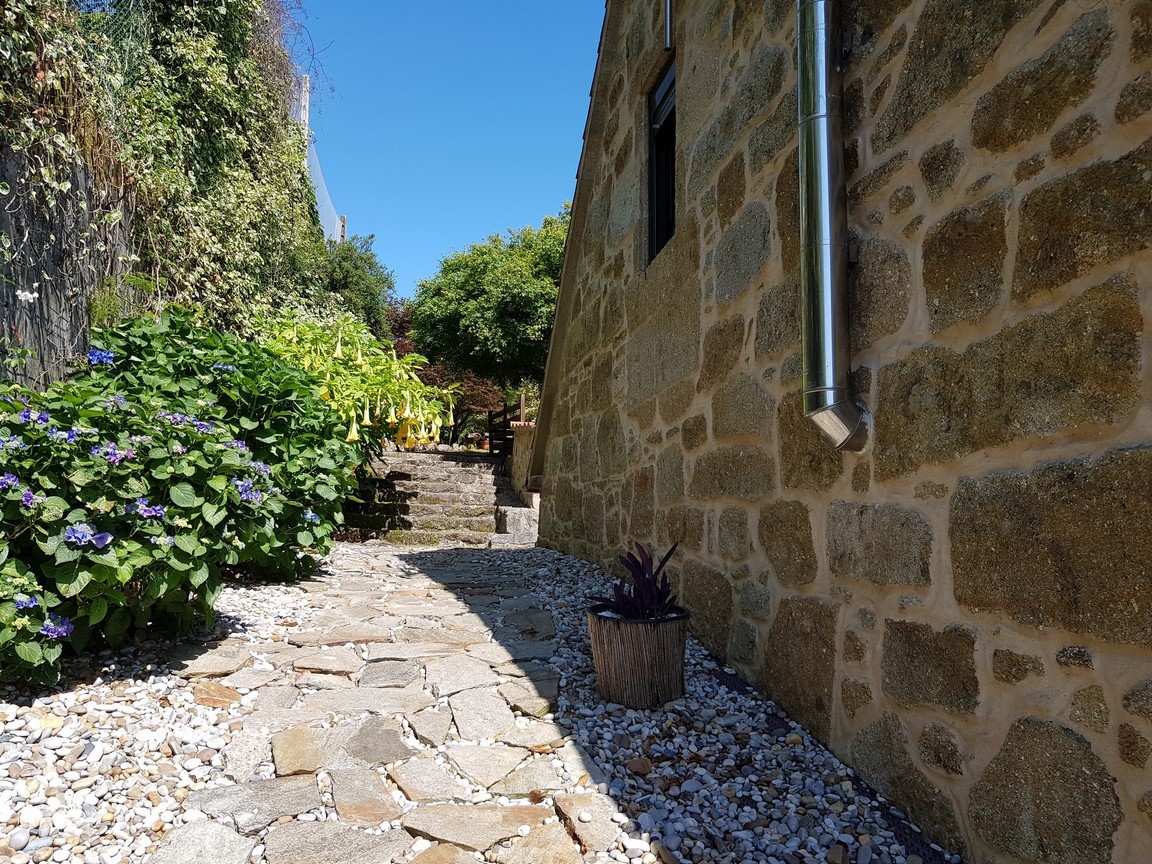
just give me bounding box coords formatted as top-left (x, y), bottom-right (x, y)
top-left (392, 480), bottom-right (498, 495)
top-left (406, 514), bottom-right (495, 533)
top-left (412, 490), bottom-right (498, 506)
top-left (384, 528), bottom-right (491, 547)
top-left (403, 503), bottom-right (494, 519)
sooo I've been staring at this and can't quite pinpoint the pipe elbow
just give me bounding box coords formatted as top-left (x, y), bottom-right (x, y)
top-left (804, 398), bottom-right (869, 453)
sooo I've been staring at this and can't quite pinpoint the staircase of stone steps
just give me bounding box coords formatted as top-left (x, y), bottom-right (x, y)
top-left (339, 451), bottom-right (535, 547)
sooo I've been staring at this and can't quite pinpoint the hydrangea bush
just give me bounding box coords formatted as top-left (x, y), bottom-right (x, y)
top-left (0, 310), bottom-right (359, 683)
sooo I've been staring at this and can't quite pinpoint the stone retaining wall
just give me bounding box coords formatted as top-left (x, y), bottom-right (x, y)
top-left (537, 1), bottom-right (1152, 860)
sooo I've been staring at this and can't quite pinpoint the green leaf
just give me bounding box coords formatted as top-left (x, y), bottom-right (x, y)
top-left (174, 534), bottom-right (199, 555)
top-left (57, 568), bottom-right (93, 598)
top-left (14, 641), bottom-right (42, 664)
top-left (207, 475), bottom-right (228, 492)
top-left (202, 501), bottom-right (226, 527)
top-left (87, 597), bottom-right (108, 626)
top-left (296, 530), bottom-right (314, 547)
top-left (169, 483), bottom-right (202, 508)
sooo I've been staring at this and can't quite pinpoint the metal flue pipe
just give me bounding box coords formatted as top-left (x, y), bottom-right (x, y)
top-left (796, 0), bottom-right (869, 451)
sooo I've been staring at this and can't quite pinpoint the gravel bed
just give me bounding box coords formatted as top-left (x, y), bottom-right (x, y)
top-left (0, 543), bottom-right (963, 864)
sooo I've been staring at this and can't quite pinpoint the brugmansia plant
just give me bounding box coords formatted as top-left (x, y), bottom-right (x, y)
top-left (262, 315), bottom-right (456, 453)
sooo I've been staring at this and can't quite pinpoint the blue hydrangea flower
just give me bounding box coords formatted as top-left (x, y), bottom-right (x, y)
top-left (20, 489), bottom-right (41, 509)
top-left (34, 411), bottom-right (48, 424)
top-left (129, 498), bottom-right (166, 519)
top-left (129, 435), bottom-right (153, 444)
top-left (172, 443), bottom-right (188, 455)
top-left (0, 473), bottom-right (19, 490)
top-left (212, 363), bottom-right (237, 372)
top-left (87, 348), bottom-right (114, 366)
top-left (303, 509), bottom-right (320, 524)
top-left (248, 460), bottom-right (272, 477)
top-left (39, 614), bottom-right (73, 639)
top-left (16, 408), bottom-right (32, 423)
top-left (232, 477), bottom-right (263, 504)
top-left (150, 535), bottom-right (176, 547)
top-left (223, 440), bottom-right (249, 451)
top-left (2, 435), bottom-right (25, 450)
top-left (13, 595), bottom-right (38, 611)
top-left (64, 522), bottom-right (113, 548)
top-left (90, 443), bottom-right (135, 465)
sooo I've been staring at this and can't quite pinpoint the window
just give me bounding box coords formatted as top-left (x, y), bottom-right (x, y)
top-left (648, 61), bottom-right (676, 261)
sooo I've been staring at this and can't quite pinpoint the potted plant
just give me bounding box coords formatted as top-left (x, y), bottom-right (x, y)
top-left (588, 543), bottom-right (689, 709)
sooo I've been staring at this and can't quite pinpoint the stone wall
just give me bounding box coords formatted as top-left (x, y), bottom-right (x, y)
top-left (510, 425), bottom-right (538, 497)
top-left (537, 1), bottom-right (1152, 861)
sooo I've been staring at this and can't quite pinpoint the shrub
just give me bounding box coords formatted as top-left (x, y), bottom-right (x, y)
top-left (0, 309), bottom-right (358, 684)
top-left (262, 314), bottom-right (456, 453)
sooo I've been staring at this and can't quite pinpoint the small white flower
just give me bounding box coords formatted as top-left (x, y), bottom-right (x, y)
top-left (15, 290), bottom-right (38, 303)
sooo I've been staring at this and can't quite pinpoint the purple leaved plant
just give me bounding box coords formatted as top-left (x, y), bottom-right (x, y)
top-left (590, 542), bottom-right (680, 620)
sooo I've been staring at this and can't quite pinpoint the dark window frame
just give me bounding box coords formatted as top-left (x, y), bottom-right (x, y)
top-left (648, 60), bottom-right (676, 262)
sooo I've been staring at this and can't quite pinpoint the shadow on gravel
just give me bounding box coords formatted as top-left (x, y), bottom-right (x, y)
top-left (391, 543), bottom-right (961, 864)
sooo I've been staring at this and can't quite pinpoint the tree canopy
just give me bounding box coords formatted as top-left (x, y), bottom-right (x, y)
top-left (408, 206), bottom-right (568, 387)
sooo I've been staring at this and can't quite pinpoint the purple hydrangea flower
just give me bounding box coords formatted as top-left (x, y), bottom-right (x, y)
top-left (248, 460), bottom-right (271, 477)
top-left (129, 435), bottom-right (153, 444)
top-left (193, 421), bottom-right (214, 434)
top-left (20, 489), bottom-right (41, 509)
top-left (232, 477), bottom-right (263, 504)
top-left (0, 473), bottom-right (19, 490)
top-left (90, 443), bottom-right (135, 465)
top-left (129, 498), bottom-right (166, 519)
top-left (16, 408), bottom-right (32, 423)
top-left (2, 435), bottom-right (25, 450)
top-left (172, 443), bottom-right (188, 455)
top-left (212, 363), bottom-right (237, 372)
top-left (64, 522), bottom-right (113, 548)
top-left (65, 428), bottom-right (80, 443)
top-left (14, 595), bottom-right (38, 611)
top-left (87, 348), bottom-right (114, 365)
top-left (303, 509), bottom-right (320, 524)
top-left (39, 613), bottom-right (73, 639)
top-left (34, 411), bottom-right (48, 424)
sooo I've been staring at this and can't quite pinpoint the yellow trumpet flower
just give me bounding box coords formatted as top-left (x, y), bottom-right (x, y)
top-left (345, 416), bottom-right (359, 442)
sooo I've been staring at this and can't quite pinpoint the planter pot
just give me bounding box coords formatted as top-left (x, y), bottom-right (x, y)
top-left (587, 604), bottom-right (690, 709)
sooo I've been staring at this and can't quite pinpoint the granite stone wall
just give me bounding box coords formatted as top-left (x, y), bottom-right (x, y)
top-left (537, 0), bottom-right (1152, 860)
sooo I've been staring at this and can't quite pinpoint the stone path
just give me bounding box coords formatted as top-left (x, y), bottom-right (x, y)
top-left (0, 542), bottom-right (961, 864)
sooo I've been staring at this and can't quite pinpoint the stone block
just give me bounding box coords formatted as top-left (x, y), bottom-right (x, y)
top-left (827, 501), bottom-right (932, 587)
top-left (727, 618), bottom-right (758, 665)
top-left (681, 559), bottom-right (733, 657)
top-left (1070, 686), bottom-right (1109, 733)
top-left (754, 271), bottom-right (801, 359)
top-left (1123, 679), bottom-right (1152, 723)
top-left (1057, 645), bottom-right (1093, 669)
top-left (923, 193), bottom-right (1008, 331)
top-left (759, 597), bottom-right (839, 741)
top-left (1116, 69), bottom-right (1152, 124)
top-left (1135, 2), bottom-right (1152, 61)
top-left (149, 821), bottom-right (256, 864)
top-left (875, 279), bottom-right (1141, 479)
top-left (697, 315), bottom-right (746, 393)
top-left (597, 413), bottom-right (627, 477)
top-left (918, 140), bottom-right (964, 199)
top-left (1015, 138), bottom-right (1152, 299)
top-left (658, 378), bottom-right (696, 426)
top-left (717, 151), bottom-right (746, 227)
top-left (971, 11), bottom-right (1114, 152)
top-left (749, 87), bottom-right (797, 174)
top-left (627, 466), bottom-right (655, 538)
top-left (843, 631), bottom-right (867, 663)
top-left (739, 581), bottom-right (773, 620)
top-left (718, 507), bottom-right (749, 560)
top-left (681, 414), bottom-right (708, 450)
top-left (655, 444), bottom-right (685, 504)
top-left (776, 149), bottom-right (800, 272)
top-left (658, 505), bottom-right (706, 551)
top-left (712, 372), bottom-right (775, 439)
top-left (882, 621), bottom-right (979, 714)
top-left (872, 0), bottom-right (1042, 152)
top-left (844, 0), bottom-right (914, 57)
top-left (849, 714), bottom-right (963, 851)
top-left (952, 447), bottom-right (1152, 645)
top-left (849, 151), bottom-right (908, 207)
top-left (992, 649), bottom-right (1044, 684)
top-left (1120, 723), bottom-right (1151, 768)
top-left (849, 233), bottom-right (910, 350)
top-left (757, 499), bottom-right (817, 587)
top-left (779, 392), bottom-right (844, 491)
top-left (918, 723), bottom-right (964, 775)
top-left (688, 443), bottom-right (775, 500)
top-left (1051, 113), bottom-right (1100, 160)
top-left (841, 678), bottom-right (873, 719)
top-left (969, 718), bottom-right (1121, 864)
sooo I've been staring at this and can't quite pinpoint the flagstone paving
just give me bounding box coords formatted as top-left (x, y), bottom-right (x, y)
top-left (0, 542), bottom-right (963, 864)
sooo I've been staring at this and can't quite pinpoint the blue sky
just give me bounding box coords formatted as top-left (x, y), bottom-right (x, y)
top-left (300, 2), bottom-right (605, 298)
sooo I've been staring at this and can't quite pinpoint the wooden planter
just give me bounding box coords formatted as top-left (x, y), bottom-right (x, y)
top-left (587, 604), bottom-right (690, 709)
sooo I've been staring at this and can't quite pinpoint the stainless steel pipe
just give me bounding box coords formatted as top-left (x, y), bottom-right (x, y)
top-left (796, 0), bottom-right (869, 451)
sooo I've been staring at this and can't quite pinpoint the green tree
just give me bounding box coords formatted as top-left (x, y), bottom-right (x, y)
top-left (409, 206), bottom-right (569, 387)
top-left (319, 235), bottom-right (396, 337)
